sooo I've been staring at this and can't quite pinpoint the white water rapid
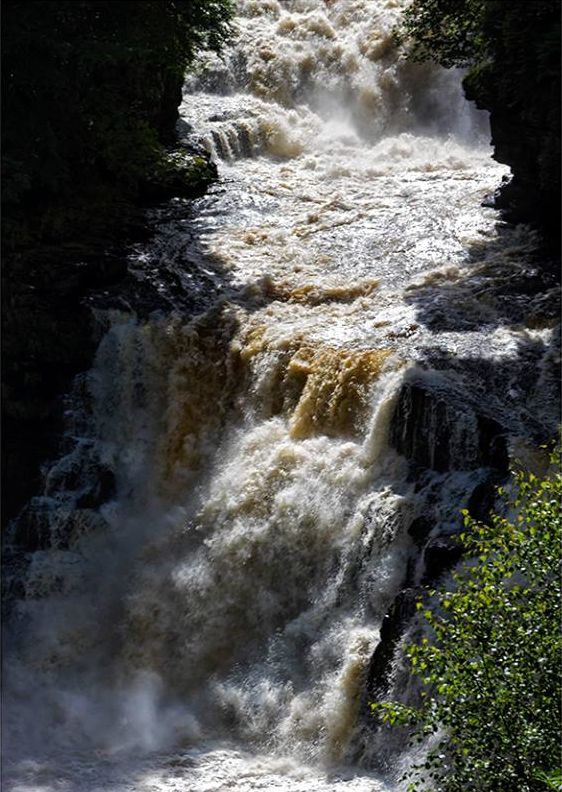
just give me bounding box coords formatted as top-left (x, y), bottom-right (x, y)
top-left (3, 1), bottom-right (559, 791)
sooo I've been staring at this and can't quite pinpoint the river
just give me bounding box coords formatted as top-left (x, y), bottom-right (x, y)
top-left (3, 1), bottom-right (559, 790)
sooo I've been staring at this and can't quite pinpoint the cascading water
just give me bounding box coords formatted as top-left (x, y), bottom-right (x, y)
top-left (3, 1), bottom-right (559, 790)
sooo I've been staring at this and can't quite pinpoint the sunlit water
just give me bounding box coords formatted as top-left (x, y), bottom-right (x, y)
top-left (3, 1), bottom-right (558, 790)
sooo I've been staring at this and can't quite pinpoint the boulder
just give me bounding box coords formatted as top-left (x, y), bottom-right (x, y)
top-left (422, 537), bottom-right (464, 585)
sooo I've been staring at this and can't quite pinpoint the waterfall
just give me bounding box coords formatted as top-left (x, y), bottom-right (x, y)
top-left (3, 1), bottom-right (558, 790)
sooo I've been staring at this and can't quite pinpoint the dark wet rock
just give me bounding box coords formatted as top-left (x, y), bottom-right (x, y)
top-left (481, 191), bottom-right (499, 209)
top-left (407, 516), bottom-right (433, 548)
top-left (75, 468), bottom-right (116, 510)
top-left (366, 588), bottom-right (418, 699)
top-left (10, 503), bottom-right (53, 553)
top-left (467, 472), bottom-right (505, 523)
top-left (476, 416), bottom-right (509, 471)
top-left (2, 239), bottom-right (141, 530)
top-left (462, 1), bottom-right (560, 247)
top-left (390, 382), bottom-right (508, 474)
top-left (2, 158), bottom-right (219, 529)
top-left (154, 73), bottom-right (184, 145)
top-left (390, 384), bottom-right (450, 472)
top-left (75, 256), bottom-right (129, 290)
top-left (486, 154), bottom-right (559, 246)
top-left (139, 154), bottom-right (218, 203)
top-left (10, 497), bottom-right (110, 552)
top-left (2, 290), bottom-right (97, 525)
top-left (1, 549), bottom-right (30, 620)
top-left (422, 536), bottom-right (464, 585)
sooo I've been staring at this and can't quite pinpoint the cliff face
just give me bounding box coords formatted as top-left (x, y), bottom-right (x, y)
top-left (1, 2), bottom-right (228, 526)
top-left (1, 150), bottom-right (217, 527)
top-left (463, 0), bottom-right (560, 245)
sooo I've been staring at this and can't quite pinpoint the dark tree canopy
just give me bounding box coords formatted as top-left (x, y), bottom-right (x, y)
top-left (394, 0), bottom-right (487, 68)
top-left (2, 0), bottom-right (234, 251)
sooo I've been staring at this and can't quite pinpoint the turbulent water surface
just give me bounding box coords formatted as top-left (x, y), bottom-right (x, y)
top-left (3, 1), bottom-right (559, 791)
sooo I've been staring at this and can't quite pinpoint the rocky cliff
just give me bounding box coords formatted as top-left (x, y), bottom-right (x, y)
top-left (463, 0), bottom-right (560, 244)
top-left (1, 1), bottom-right (230, 525)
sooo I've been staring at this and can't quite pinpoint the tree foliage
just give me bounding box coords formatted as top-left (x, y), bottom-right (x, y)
top-left (373, 451), bottom-right (562, 792)
top-left (2, 0), bottom-right (234, 251)
top-left (393, 0), bottom-right (559, 72)
top-left (393, 0), bottom-right (487, 68)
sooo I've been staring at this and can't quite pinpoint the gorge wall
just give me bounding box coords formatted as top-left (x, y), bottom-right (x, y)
top-left (398, 0), bottom-right (561, 244)
top-left (464, 0), bottom-right (560, 244)
top-left (1, 1), bottom-right (230, 523)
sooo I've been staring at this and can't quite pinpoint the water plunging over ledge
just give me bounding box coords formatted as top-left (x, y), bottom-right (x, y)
top-left (3, 1), bottom-right (559, 790)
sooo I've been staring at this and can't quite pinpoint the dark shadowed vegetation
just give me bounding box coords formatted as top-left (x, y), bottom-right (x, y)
top-left (2, 0), bottom-right (234, 523)
top-left (2, 0), bottom-right (234, 254)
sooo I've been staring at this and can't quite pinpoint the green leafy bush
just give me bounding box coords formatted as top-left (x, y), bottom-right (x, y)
top-left (373, 450), bottom-right (562, 792)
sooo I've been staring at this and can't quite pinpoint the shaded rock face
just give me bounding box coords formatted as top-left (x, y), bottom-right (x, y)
top-left (1, 7), bottom-right (219, 530)
top-left (466, 471), bottom-right (505, 523)
top-left (390, 382), bottom-right (509, 475)
top-left (2, 368), bottom-right (117, 614)
top-left (366, 589), bottom-right (418, 701)
top-left (365, 380), bottom-right (512, 703)
top-left (421, 537), bottom-right (464, 586)
top-left (1, 548), bottom-right (29, 621)
top-left (1, 167), bottom-right (215, 530)
top-left (2, 282), bottom-right (97, 526)
top-left (407, 516), bottom-right (433, 548)
top-left (153, 72), bottom-right (184, 145)
top-left (1, 250), bottom-right (128, 527)
top-left (463, 0), bottom-right (560, 246)
top-left (477, 108), bottom-right (560, 244)
top-left (9, 427), bottom-right (116, 553)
